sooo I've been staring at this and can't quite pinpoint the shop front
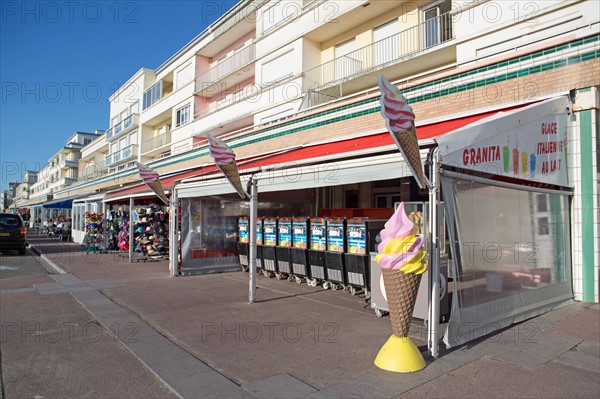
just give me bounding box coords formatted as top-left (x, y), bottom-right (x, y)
top-left (72, 193), bottom-right (104, 245)
top-left (432, 96), bottom-right (574, 349)
top-left (102, 189), bottom-right (171, 262)
top-left (171, 94), bottom-right (578, 359)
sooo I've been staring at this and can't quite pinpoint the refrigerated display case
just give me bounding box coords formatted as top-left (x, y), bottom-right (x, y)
top-left (307, 217), bottom-right (327, 287)
top-left (256, 218), bottom-right (264, 272)
top-left (324, 217), bottom-right (347, 289)
top-left (276, 217), bottom-right (293, 279)
top-left (262, 217), bottom-right (278, 276)
top-left (291, 217), bottom-right (310, 283)
top-left (344, 218), bottom-right (385, 296)
top-left (237, 216), bottom-right (249, 271)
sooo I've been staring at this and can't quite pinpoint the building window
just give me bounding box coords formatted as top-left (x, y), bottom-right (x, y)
top-left (143, 81), bottom-right (163, 110)
top-left (538, 217), bottom-right (550, 235)
top-left (83, 138), bottom-right (92, 145)
top-left (422, 0), bottom-right (452, 48)
top-left (176, 105), bottom-right (190, 127)
top-left (537, 194), bottom-right (548, 212)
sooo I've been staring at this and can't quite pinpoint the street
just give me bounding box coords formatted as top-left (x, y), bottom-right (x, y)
top-left (0, 249), bottom-right (48, 280)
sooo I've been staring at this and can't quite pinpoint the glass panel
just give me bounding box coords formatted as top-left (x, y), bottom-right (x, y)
top-left (442, 176), bottom-right (572, 347)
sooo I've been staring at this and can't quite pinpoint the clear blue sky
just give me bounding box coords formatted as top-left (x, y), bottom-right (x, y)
top-left (0, 0), bottom-right (238, 193)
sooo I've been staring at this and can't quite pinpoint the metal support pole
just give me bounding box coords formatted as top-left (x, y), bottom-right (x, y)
top-left (103, 202), bottom-right (109, 253)
top-left (169, 188), bottom-right (178, 277)
top-left (427, 148), bottom-right (440, 358)
top-left (129, 197), bottom-right (134, 263)
top-left (248, 177), bottom-right (258, 303)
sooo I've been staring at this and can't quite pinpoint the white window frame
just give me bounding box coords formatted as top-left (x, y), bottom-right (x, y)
top-left (175, 104), bottom-right (190, 127)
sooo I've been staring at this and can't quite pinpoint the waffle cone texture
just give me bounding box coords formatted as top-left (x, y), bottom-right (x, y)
top-left (393, 126), bottom-right (427, 190)
top-left (147, 180), bottom-right (169, 205)
top-left (381, 268), bottom-right (422, 337)
top-left (219, 162), bottom-right (246, 198)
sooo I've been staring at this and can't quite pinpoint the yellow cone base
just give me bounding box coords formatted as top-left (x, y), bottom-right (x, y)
top-left (374, 335), bottom-right (426, 373)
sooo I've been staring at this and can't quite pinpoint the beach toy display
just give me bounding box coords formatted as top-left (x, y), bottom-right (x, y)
top-left (374, 202), bottom-right (428, 373)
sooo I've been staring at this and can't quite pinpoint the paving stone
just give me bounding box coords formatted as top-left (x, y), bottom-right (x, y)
top-left (480, 329), bottom-right (582, 369)
top-left (242, 374), bottom-right (318, 398)
top-left (554, 347), bottom-right (600, 374)
top-left (529, 302), bottom-right (585, 330)
top-left (303, 391), bottom-right (334, 398)
top-left (320, 378), bottom-right (392, 398)
top-left (34, 283), bottom-right (61, 290)
top-left (575, 341), bottom-right (600, 358)
top-left (66, 286), bottom-right (95, 292)
top-left (173, 371), bottom-right (254, 399)
top-left (349, 357), bottom-right (458, 397)
top-left (0, 287), bottom-right (37, 295)
top-left (150, 354), bottom-right (212, 380)
top-left (59, 281), bottom-right (89, 288)
top-left (38, 288), bottom-right (68, 295)
top-left (52, 274), bottom-right (82, 283)
top-left (70, 289), bottom-right (110, 302)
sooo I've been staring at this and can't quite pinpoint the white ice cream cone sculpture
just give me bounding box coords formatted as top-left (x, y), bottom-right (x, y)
top-left (378, 75), bottom-right (428, 190)
top-left (207, 133), bottom-right (247, 199)
top-left (374, 203), bottom-right (427, 373)
top-left (136, 162), bottom-right (169, 205)
top-left (217, 161), bottom-right (246, 199)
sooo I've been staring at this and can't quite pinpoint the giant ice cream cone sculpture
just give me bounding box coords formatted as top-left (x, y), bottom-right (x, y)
top-left (136, 162), bottom-right (169, 205)
top-left (378, 75), bottom-right (428, 190)
top-left (207, 133), bottom-right (247, 199)
top-left (374, 202), bottom-right (427, 372)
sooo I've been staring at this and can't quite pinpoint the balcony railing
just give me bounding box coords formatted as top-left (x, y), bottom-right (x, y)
top-left (141, 131), bottom-right (171, 154)
top-left (106, 113), bottom-right (139, 141)
top-left (104, 144), bottom-right (139, 167)
top-left (195, 44), bottom-right (256, 94)
top-left (59, 159), bottom-right (79, 169)
top-left (303, 12), bottom-right (454, 91)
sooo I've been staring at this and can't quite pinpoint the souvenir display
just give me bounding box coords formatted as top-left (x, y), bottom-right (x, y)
top-left (85, 212), bottom-right (103, 254)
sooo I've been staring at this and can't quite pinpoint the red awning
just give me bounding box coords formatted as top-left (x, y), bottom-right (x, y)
top-left (104, 103), bottom-right (528, 203)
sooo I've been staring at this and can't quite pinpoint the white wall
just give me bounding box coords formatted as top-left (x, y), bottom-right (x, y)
top-left (455, 0), bottom-right (600, 63)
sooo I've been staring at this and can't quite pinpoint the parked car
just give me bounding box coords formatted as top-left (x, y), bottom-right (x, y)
top-left (0, 213), bottom-right (27, 255)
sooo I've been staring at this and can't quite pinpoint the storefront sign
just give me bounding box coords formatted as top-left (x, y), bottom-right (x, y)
top-left (437, 97), bottom-right (570, 187)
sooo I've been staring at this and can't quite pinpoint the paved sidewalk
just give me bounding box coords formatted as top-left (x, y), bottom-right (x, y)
top-left (1, 237), bottom-right (598, 398)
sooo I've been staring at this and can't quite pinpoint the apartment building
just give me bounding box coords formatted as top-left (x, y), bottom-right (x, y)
top-left (11, 171), bottom-right (38, 217)
top-left (78, 130), bottom-right (109, 182)
top-left (54, 0), bottom-right (599, 300)
top-left (26, 131), bottom-right (101, 219)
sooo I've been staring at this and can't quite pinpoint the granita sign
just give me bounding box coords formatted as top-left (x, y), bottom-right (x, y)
top-left (437, 97), bottom-right (570, 187)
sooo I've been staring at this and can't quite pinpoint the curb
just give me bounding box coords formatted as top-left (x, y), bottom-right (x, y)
top-left (29, 246), bottom-right (67, 275)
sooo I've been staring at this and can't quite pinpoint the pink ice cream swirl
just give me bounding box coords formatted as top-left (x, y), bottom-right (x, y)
top-left (207, 133), bottom-right (235, 165)
top-left (378, 75), bottom-right (415, 134)
top-left (375, 202), bottom-right (426, 271)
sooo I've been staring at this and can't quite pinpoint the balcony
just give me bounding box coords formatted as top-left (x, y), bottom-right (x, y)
top-left (141, 130), bottom-right (171, 155)
top-left (59, 159), bottom-right (79, 169)
top-left (195, 44), bottom-right (256, 96)
top-left (104, 144), bottom-right (139, 167)
top-left (106, 114), bottom-right (139, 141)
top-left (303, 12), bottom-right (454, 92)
